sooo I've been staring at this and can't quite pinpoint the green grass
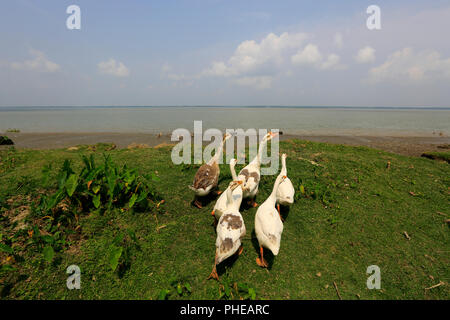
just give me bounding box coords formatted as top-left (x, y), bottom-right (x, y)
top-left (0, 140), bottom-right (449, 300)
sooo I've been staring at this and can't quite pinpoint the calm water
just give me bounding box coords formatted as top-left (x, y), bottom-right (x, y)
top-left (0, 106), bottom-right (449, 136)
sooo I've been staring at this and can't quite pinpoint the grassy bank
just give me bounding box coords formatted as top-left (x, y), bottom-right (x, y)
top-left (0, 140), bottom-right (448, 299)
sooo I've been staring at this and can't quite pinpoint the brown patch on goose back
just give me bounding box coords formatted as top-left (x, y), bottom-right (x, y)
top-left (220, 237), bottom-right (233, 253)
top-left (249, 172), bottom-right (259, 184)
top-left (221, 214), bottom-right (243, 230)
top-left (239, 169), bottom-right (249, 180)
top-left (192, 163), bottom-right (219, 189)
top-left (239, 168), bottom-right (259, 184)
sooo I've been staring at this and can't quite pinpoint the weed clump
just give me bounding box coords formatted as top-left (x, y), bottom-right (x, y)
top-left (37, 154), bottom-right (161, 220)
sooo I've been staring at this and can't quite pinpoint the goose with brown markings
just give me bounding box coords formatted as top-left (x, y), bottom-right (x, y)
top-left (239, 131), bottom-right (278, 207)
top-left (211, 158), bottom-right (243, 224)
top-left (189, 133), bottom-right (232, 208)
top-left (208, 180), bottom-right (246, 280)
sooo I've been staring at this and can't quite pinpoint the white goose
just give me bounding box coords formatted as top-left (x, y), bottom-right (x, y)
top-left (239, 131), bottom-right (278, 207)
top-left (189, 133), bottom-right (231, 208)
top-left (211, 159), bottom-right (243, 223)
top-left (276, 153), bottom-right (295, 219)
top-left (254, 172), bottom-right (286, 268)
top-left (208, 180), bottom-right (246, 280)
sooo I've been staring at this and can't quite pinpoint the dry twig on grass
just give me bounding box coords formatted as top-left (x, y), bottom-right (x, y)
top-left (156, 225), bottom-right (167, 232)
top-left (425, 281), bottom-right (445, 290)
top-left (333, 281), bottom-right (342, 300)
top-left (298, 157), bottom-right (324, 167)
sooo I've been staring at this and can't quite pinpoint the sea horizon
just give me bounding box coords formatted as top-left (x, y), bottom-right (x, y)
top-left (1, 105), bottom-right (450, 111)
top-left (1, 105), bottom-right (449, 136)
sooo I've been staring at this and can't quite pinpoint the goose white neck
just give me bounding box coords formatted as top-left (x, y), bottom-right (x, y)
top-left (281, 156), bottom-right (287, 175)
top-left (269, 173), bottom-right (284, 201)
top-left (230, 161), bottom-right (238, 181)
top-left (226, 184), bottom-right (234, 207)
top-left (210, 138), bottom-right (226, 164)
top-left (253, 137), bottom-right (268, 167)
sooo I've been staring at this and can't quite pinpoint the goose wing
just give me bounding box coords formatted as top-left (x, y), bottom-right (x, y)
top-left (256, 208), bottom-right (283, 245)
top-left (277, 178), bottom-right (295, 203)
top-left (216, 212), bottom-right (246, 262)
top-left (238, 168), bottom-right (260, 185)
top-left (192, 163), bottom-right (219, 190)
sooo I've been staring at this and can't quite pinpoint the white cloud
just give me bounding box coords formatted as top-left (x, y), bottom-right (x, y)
top-left (321, 54), bottom-right (342, 70)
top-left (11, 49), bottom-right (60, 72)
top-left (98, 58), bottom-right (130, 77)
top-left (368, 47), bottom-right (450, 83)
top-left (234, 76), bottom-right (272, 90)
top-left (291, 44), bottom-right (343, 70)
top-left (291, 44), bottom-right (322, 65)
top-left (202, 32), bottom-right (308, 77)
top-left (355, 46), bottom-right (376, 63)
top-left (334, 33), bottom-right (343, 49)
top-left (202, 61), bottom-right (233, 77)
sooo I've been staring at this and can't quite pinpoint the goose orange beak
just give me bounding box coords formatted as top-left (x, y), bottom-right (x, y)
top-left (269, 131), bottom-right (279, 140)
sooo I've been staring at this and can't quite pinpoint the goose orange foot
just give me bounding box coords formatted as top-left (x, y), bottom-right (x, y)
top-left (248, 200), bottom-right (258, 208)
top-left (256, 246), bottom-right (268, 268)
top-left (207, 269), bottom-right (219, 281)
top-left (256, 257), bottom-right (268, 268)
top-left (207, 262), bottom-right (219, 281)
top-left (238, 245), bottom-right (244, 256)
top-left (194, 200), bottom-right (202, 209)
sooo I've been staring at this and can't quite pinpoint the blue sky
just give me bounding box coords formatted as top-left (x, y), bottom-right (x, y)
top-left (1, 0), bottom-right (450, 107)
